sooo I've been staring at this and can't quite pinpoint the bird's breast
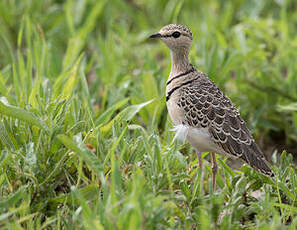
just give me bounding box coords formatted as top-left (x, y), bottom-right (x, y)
top-left (166, 87), bottom-right (185, 125)
top-left (166, 98), bottom-right (184, 125)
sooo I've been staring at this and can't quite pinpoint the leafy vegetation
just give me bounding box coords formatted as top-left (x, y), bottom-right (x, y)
top-left (1, 0), bottom-right (297, 229)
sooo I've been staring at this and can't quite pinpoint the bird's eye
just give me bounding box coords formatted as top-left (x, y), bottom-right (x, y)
top-left (172, 31), bottom-right (181, 38)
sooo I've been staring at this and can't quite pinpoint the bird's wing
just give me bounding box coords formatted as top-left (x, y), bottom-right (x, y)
top-left (177, 77), bottom-right (273, 176)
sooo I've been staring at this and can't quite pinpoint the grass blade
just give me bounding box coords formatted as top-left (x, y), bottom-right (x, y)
top-left (56, 134), bottom-right (103, 177)
top-left (0, 101), bottom-right (48, 132)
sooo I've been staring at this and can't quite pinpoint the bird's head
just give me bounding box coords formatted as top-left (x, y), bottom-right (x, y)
top-left (149, 24), bottom-right (193, 53)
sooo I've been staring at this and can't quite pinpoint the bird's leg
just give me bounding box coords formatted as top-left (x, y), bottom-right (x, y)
top-left (210, 152), bottom-right (217, 190)
top-left (196, 151), bottom-right (202, 169)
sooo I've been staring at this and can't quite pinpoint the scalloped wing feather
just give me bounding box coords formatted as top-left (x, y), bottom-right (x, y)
top-left (177, 78), bottom-right (273, 176)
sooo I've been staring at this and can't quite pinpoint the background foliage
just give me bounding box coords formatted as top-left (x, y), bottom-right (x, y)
top-left (1, 0), bottom-right (297, 229)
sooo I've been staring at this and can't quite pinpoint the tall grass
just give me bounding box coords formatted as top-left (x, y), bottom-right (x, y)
top-left (1, 0), bottom-right (297, 229)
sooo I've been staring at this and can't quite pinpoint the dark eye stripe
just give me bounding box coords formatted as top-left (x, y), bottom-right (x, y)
top-left (162, 32), bottom-right (192, 39)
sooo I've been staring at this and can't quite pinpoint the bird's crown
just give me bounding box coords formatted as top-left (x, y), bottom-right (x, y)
top-left (159, 24), bottom-right (193, 40)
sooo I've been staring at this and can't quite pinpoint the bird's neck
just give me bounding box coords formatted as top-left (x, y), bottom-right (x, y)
top-left (170, 49), bottom-right (191, 76)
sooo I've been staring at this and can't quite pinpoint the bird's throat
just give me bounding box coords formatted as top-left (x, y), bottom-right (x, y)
top-left (170, 49), bottom-right (191, 76)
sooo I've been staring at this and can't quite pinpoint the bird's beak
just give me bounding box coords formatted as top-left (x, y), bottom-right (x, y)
top-left (149, 33), bottom-right (161, 38)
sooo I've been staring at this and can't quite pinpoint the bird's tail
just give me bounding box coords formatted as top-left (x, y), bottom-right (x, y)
top-left (241, 141), bottom-right (274, 177)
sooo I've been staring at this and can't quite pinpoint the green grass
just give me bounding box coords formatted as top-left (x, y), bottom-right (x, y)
top-left (1, 0), bottom-right (297, 229)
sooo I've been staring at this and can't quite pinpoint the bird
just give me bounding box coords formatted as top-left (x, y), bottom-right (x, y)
top-left (149, 24), bottom-right (274, 189)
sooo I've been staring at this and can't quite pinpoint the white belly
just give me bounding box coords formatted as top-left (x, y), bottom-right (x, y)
top-left (187, 127), bottom-right (221, 153)
top-left (172, 124), bottom-right (224, 154)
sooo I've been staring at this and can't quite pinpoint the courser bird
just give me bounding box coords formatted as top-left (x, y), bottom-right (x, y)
top-left (149, 24), bottom-right (274, 189)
